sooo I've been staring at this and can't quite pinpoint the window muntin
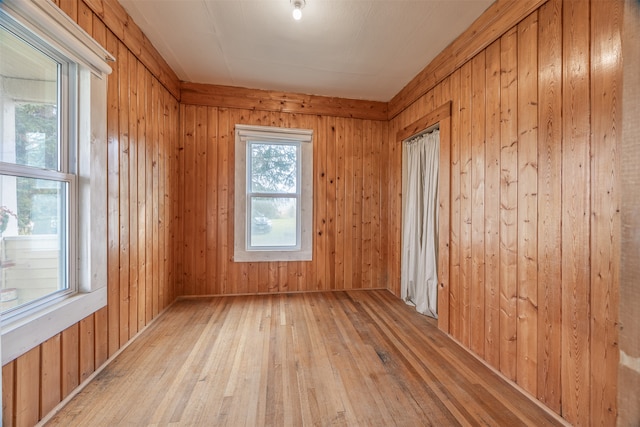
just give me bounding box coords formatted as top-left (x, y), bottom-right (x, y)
top-left (247, 142), bottom-right (300, 250)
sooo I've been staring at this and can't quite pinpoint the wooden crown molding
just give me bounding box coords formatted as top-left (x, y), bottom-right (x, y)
top-left (180, 82), bottom-right (388, 121)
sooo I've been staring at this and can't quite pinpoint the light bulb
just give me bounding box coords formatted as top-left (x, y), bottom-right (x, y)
top-left (292, 7), bottom-right (302, 20)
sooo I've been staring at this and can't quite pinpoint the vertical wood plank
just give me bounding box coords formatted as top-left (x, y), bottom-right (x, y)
top-left (590, 0), bottom-right (622, 424)
top-left (146, 73), bottom-right (156, 319)
top-left (76, 1), bottom-right (92, 34)
top-left (195, 106), bottom-right (208, 295)
top-left (15, 347), bottom-right (39, 427)
top-left (2, 362), bottom-right (15, 427)
top-left (325, 116), bottom-right (337, 290)
top-left (484, 39), bottom-right (501, 368)
top-left (158, 92), bottom-right (168, 309)
top-left (183, 105), bottom-right (196, 294)
top-left (61, 324), bottom-right (79, 398)
top-left (470, 52), bottom-right (486, 357)
top-left (170, 96), bottom-right (180, 301)
top-left (499, 27), bottom-right (518, 382)
top-left (448, 69), bottom-right (462, 340)
top-left (370, 119), bottom-right (383, 288)
top-left (58, 0), bottom-right (77, 22)
top-left (343, 118), bottom-right (354, 289)
top-left (117, 41), bottom-right (131, 348)
top-left (360, 120), bottom-right (372, 290)
top-left (459, 61), bottom-right (473, 347)
top-left (537, 0), bottom-right (563, 413)
top-left (561, 1), bottom-right (591, 422)
top-left (136, 57), bottom-right (152, 331)
top-left (79, 315), bottom-right (95, 382)
top-left (94, 307), bottom-right (109, 367)
top-left (152, 75), bottom-right (161, 316)
top-left (216, 108), bottom-right (230, 294)
top-left (316, 115), bottom-right (328, 291)
top-left (352, 121), bottom-right (363, 289)
top-left (206, 107), bottom-right (219, 294)
top-left (175, 104), bottom-right (186, 296)
top-left (437, 109), bottom-right (451, 333)
top-left (106, 29), bottom-right (121, 358)
top-left (334, 117), bottom-right (346, 291)
top-left (40, 335), bottom-right (61, 418)
top-left (129, 52), bottom-right (140, 339)
top-left (517, 11), bottom-right (539, 396)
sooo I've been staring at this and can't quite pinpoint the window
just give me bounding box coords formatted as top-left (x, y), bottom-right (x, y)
top-left (0, 0), bottom-right (113, 364)
top-left (234, 125), bottom-right (313, 262)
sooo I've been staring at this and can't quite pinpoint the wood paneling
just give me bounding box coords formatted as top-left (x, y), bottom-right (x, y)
top-left (1, 1), bottom-right (179, 425)
top-left (176, 104), bottom-right (388, 295)
top-left (388, 0), bottom-right (623, 423)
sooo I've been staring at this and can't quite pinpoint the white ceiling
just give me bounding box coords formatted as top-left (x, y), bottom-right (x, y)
top-left (118, 0), bottom-right (494, 102)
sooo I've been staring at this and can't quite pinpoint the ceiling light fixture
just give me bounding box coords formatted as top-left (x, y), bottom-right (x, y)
top-left (291, 0), bottom-right (305, 20)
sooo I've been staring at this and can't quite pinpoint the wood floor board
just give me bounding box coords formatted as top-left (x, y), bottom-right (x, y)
top-left (46, 291), bottom-right (564, 427)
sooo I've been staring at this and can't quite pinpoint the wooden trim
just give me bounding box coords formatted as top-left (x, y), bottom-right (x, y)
top-left (180, 82), bottom-right (388, 121)
top-left (388, 0), bottom-right (548, 119)
top-left (396, 101), bottom-right (451, 142)
top-left (81, 0), bottom-right (181, 100)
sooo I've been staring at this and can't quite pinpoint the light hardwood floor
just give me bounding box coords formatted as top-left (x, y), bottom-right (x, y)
top-left (46, 291), bottom-right (564, 426)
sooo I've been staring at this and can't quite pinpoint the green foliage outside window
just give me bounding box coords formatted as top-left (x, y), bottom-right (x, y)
top-left (14, 103), bottom-right (59, 235)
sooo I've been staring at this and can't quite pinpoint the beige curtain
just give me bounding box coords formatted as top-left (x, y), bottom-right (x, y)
top-left (401, 129), bottom-right (439, 318)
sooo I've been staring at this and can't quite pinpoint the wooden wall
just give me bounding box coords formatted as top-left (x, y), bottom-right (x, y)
top-left (1, 1), bottom-right (180, 425)
top-left (175, 102), bottom-right (389, 295)
top-left (0, 0), bottom-right (627, 425)
top-left (387, 0), bottom-right (622, 425)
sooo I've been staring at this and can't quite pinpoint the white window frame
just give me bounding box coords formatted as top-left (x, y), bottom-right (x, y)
top-left (0, 0), bottom-right (113, 365)
top-left (234, 124), bottom-right (313, 262)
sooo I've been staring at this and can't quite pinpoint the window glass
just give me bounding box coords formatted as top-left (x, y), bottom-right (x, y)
top-left (0, 177), bottom-right (68, 312)
top-left (1, 25), bottom-right (60, 170)
top-left (250, 197), bottom-right (297, 248)
top-left (250, 143), bottom-right (298, 193)
top-left (248, 142), bottom-right (300, 249)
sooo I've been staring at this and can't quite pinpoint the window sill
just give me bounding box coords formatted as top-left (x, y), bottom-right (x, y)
top-left (1, 287), bottom-right (106, 364)
top-left (233, 248), bottom-right (313, 262)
